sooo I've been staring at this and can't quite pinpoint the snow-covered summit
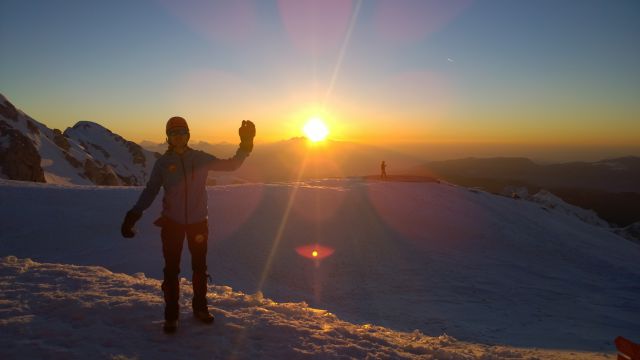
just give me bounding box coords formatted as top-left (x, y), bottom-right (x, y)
top-left (64, 120), bottom-right (158, 185)
top-left (0, 93), bottom-right (159, 185)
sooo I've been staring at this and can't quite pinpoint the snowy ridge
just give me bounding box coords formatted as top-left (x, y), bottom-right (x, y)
top-left (0, 95), bottom-right (92, 184)
top-left (615, 221), bottom-right (640, 244)
top-left (529, 189), bottom-right (610, 227)
top-left (0, 256), bottom-right (609, 359)
top-left (0, 93), bottom-right (158, 185)
top-left (64, 121), bottom-right (158, 185)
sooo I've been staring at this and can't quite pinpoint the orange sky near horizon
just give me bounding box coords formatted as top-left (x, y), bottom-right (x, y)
top-left (2, 1), bottom-right (639, 160)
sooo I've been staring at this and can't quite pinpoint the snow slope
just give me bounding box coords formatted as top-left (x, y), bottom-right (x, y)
top-left (63, 121), bottom-right (158, 185)
top-left (4, 256), bottom-right (613, 360)
top-left (1, 178), bottom-right (638, 358)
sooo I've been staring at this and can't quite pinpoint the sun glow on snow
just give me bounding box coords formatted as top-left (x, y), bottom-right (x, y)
top-left (303, 117), bottom-right (329, 142)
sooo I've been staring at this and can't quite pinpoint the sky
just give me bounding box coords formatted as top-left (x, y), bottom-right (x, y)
top-left (1, 0), bottom-right (639, 161)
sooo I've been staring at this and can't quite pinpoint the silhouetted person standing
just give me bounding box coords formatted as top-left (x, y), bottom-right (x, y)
top-left (381, 160), bottom-right (387, 179)
top-left (120, 116), bottom-right (255, 333)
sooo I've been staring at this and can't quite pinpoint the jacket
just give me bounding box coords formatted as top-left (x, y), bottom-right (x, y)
top-left (131, 146), bottom-right (250, 224)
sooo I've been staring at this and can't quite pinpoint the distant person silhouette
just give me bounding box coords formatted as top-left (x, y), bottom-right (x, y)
top-left (120, 116), bottom-right (255, 334)
top-left (381, 160), bottom-right (387, 179)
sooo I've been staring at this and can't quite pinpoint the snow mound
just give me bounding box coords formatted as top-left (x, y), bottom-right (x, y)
top-left (0, 256), bottom-right (607, 360)
top-left (615, 221), bottom-right (640, 244)
top-left (530, 189), bottom-right (610, 227)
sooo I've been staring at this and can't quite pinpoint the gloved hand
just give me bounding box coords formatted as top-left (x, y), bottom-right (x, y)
top-left (121, 210), bottom-right (142, 238)
top-left (238, 120), bottom-right (255, 152)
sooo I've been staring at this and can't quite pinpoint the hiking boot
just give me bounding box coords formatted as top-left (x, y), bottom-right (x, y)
top-left (163, 319), bottom-right (178, 334)
top-left (193, 309), bottom-right (215, 324)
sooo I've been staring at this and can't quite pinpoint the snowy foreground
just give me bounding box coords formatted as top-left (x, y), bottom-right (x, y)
top-left (1, 178), bottom-right (639, 359)
top-left (0, 256), bottom-right (611, 359)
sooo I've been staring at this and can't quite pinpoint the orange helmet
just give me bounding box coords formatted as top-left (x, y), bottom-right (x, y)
top-left (166, 116), bottom-right (189, 134)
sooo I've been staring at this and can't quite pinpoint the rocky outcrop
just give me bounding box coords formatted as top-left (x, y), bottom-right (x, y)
top-left (125, 141), bottom-right (147, 165)
top-left (0, 97), bottom-right (19, 121)
top-left (80, 141), bottom-right (110, 159)
top-left (64, 152), bottom-right (83, 169)
top-left (83, 158), bottom-right (121, 186)
top-left (52, 129), bottom-right (70, 151)
top-left (0, 120), bottom-right (45, 182)
top-left (26, 120), bottom-right (40, 135)
top-left (116, 174), bottom-right (138, 186)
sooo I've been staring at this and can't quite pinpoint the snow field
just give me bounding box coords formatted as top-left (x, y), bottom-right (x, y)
top-left (0, 178), bottom-right (638, 358)
top-left (0, 256), bottom-right (611, 360)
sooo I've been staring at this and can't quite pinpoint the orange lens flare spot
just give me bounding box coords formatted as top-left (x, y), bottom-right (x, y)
top-left (296, 244), bottom-right (335, 260)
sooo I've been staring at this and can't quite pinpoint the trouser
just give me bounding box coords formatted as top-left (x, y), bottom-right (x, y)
top-left (160, 218), bottom-right (209, 321)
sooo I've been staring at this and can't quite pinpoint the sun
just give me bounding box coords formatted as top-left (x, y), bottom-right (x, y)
top-left (303, 117), bottom-right (329, 142)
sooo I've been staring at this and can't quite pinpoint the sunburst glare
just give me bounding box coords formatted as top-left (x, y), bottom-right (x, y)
top-left (303, 117), bottom-right (329, 142)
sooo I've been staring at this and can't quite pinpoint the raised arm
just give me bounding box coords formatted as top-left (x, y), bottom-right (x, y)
top-left (206, 120), bottom-right (255, 171)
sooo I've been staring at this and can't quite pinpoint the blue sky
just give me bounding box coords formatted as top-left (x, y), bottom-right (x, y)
top-left (1, 0), bottom-right (639, 156)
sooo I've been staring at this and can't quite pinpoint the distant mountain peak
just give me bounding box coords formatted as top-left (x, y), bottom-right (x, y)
top-left (593, 156), bottom-right (640, 172)
top-left (287, 136), bottom-right (307, 142)
top-left (461, 156), bottom-right (536, 165)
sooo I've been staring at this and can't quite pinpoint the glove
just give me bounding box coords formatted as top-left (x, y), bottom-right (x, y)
top-left (239, 120), bottom-right (255, 142)
top-left (121, 210), bottom-right (142, 238)
top-left (238, 120), bottom-right (255, 152)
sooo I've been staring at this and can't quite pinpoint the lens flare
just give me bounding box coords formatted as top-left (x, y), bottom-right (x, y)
top-left (296, 244), bottom-right (335, 260)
